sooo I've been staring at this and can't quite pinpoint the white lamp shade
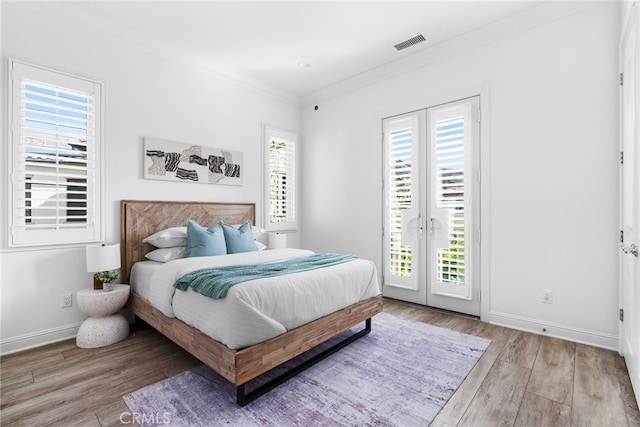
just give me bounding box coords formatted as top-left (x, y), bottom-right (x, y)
top-left (268, 232), bottom-right (287, 249)
top-left (86, 243), bottom-right (121, 273)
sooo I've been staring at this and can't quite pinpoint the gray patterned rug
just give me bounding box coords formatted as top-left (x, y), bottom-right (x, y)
top-left (123, 312), bottom-right (490, 427)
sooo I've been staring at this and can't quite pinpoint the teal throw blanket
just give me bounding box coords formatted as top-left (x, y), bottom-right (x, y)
top-left (175, 253), bottom-right (357, 299)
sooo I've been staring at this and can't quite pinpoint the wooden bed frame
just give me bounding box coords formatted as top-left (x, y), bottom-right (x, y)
top-left (120, 200), bottom-right (383, 405)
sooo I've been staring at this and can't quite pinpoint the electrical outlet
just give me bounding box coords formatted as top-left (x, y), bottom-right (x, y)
top-left (61, 293), bottom-right (72, 308)
top-left (541, 289), bottom-right (553, 304)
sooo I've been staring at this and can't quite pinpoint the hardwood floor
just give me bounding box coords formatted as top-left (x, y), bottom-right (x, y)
top-left (1, 298), bottom-right (639, 426)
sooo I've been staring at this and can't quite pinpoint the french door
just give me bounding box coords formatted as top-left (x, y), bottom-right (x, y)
top-left (382, 97), bottom-right (480, 316)
top-left (382, 111), bottom-right (427, 304)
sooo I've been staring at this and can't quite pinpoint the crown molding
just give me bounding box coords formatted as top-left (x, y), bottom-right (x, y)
top-left (9, 2), bottom-right (302, 107)
top-left (300, 1), bottom-right (606, 107)
top-left (8, 1), bottom-right (607, 109)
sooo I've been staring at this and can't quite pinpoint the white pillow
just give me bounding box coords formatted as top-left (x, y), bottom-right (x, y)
top-left (143, 226), bottom-right (187, 248)
top-left (145, 247), bottom-right (187, 262)
top-left (253, 228), bottom-right (268, 246)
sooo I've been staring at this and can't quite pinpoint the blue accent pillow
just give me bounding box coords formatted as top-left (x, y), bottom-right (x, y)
top-left (186, 220), bottom-right (227, 257)
top-left (221, 221), bottom-right (258, 254)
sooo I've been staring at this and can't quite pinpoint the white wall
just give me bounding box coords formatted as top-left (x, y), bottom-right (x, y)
top-left (301, 2), bottom-right (621, 348)
top-left (0, 1), bottom-right (622, 354)
top-left (0, 3), bottom-right (300, 353)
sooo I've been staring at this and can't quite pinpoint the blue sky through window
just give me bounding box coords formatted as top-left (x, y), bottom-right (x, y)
top-left (24, 83), bottom-right (88, 136)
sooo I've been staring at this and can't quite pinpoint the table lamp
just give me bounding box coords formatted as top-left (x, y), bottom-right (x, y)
top-left (268, 232), bottom-right (287, 249)
top-left (86, 243), bottom-right (121, 291)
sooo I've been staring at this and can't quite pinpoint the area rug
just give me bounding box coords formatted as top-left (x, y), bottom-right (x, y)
top-left (123, 312), bottom-right (490, 427)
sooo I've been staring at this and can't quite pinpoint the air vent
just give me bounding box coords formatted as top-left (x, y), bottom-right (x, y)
top-left (394, 34), bottom-right (427, 51)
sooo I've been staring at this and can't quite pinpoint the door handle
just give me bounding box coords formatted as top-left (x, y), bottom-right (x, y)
top-left (622, 243), bottom-right (639, 257)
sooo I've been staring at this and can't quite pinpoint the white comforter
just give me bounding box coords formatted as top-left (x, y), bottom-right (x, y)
top-left (130, 248), bottom-right (380, 349)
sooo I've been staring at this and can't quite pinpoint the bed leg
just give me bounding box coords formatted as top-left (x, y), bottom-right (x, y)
top-left (235, 317), bottom-right (372, 406)
top-left (236, 384), bottom-right (246, 406)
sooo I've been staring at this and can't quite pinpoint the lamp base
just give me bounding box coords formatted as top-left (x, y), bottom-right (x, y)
top-left (93, 276), bottom-right (103, 290)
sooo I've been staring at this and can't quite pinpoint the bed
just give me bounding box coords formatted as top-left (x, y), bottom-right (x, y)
top-left (120, 200), bottom-right (383, 405)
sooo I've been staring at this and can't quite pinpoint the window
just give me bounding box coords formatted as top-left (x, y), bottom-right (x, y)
top-left (7, 59), bottom-right (103, 247)
top-left (263, 126), bottom-right (297, 231)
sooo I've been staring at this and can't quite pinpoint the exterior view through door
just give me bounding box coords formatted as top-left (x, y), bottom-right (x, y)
top-left (383, 97), bottom-right (480, 316)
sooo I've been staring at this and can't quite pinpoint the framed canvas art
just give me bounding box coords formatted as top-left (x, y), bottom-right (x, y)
top-left (144, 137), bottom-right (243, 186)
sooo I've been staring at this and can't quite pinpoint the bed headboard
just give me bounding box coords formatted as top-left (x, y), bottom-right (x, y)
top-left (120, 200), bottom-right (255, 283)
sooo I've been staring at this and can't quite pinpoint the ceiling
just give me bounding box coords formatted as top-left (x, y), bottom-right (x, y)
top-left (33, 1), bottom-right (554, 97)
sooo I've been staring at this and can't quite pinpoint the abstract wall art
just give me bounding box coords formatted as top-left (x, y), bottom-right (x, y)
top-left (143, 137), bottom-right (243, 186)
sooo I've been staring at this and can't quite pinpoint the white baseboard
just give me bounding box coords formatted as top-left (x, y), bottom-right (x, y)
top-left (489, 311), bottom-right (618, 351)
top-left (2, 314), bottom-right (618, 355)
top-left (0, 322), bottom-right (82, 355)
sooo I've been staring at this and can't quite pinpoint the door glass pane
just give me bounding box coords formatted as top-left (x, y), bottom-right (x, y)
top-left (435, 116), bottom-right (465, 286)
top-left (389, 126), bottom-right (413, 278)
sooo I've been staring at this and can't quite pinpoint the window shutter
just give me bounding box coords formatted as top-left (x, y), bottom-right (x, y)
top-left (434, 115), bottom-right (466, 285)
top-left (435, 117), bottom-right (465, 208)
top-left (8, 60), bottom-right (102, 246)
top-left (264, 127), bottom-right (297, 231)
top-left (388, 126), bottom-right (414, 278)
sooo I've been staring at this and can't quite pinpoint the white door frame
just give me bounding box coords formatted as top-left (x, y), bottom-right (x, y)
top-left (379, 85), bottom-right (490, 321)
top-left (619, 1), bottom-right (640, 408)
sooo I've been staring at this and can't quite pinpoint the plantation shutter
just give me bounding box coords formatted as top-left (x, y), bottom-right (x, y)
top-left (435, 117), bottom-right (465, 208)
top-left (434, 114), bottom-right (466, 285)
top-left (264, 127), bottom-right (297, 231)
top-left (9, 60), bottom-right (102, 246)
top-left (388, 126), bottom-right (414, 278)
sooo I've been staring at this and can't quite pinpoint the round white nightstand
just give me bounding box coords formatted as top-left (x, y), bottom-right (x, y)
top-left (76, 284), bottom-right (130, 348)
